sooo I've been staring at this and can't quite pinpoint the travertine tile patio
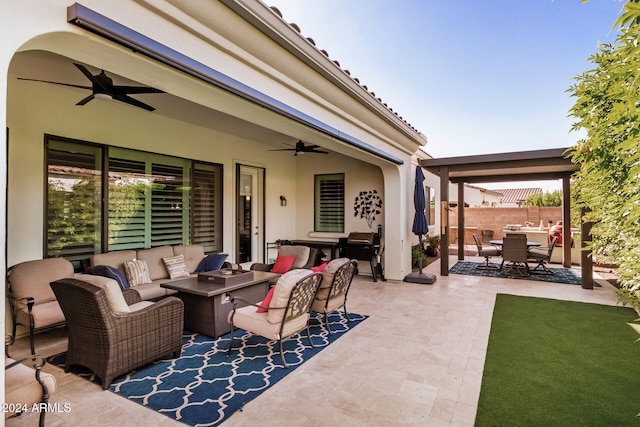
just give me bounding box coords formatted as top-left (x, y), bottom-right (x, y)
top-left (6, 256), bottom-right (619, 426)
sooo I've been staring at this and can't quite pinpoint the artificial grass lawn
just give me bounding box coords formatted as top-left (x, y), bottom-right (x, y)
top-left (476, 294), bottom-right (640, 426)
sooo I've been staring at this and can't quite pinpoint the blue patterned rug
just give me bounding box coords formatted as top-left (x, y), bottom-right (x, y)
top-left (49, 311), bottom-right (367, 426)
top-left (449, 261), bottom-right (599, 286)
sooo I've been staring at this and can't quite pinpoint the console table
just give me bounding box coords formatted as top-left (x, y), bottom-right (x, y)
top-left (161, 271), bottom-right (279, 338)
top-left (289, 239), bottom-right (341, 260)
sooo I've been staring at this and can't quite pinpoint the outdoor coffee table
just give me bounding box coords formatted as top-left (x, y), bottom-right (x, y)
top-left (161, 271), bottom-right (279, 339)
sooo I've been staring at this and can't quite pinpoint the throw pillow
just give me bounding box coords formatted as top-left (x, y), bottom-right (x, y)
top-left (271, 255), bottom-right (296, 274)
top-left (195, 253), bottom-right (229, 273)
top-left (123, 259), bottom-right (152, 287)
top-left (162, 254), bottom-right (190, 279)
top-left (86, 265), bottom-right (130, 289)
top-left (256, 287), bottom-right (275, 313)
top-left (311, 260), bottom-right (329, 273)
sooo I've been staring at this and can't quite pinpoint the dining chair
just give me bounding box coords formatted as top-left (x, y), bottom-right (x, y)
top-left (528, 236), bottom-right (559, 275)
top-left (500, 234), bottom-right (530, 276)
top-left (473, 233), bottom-right (501, 270)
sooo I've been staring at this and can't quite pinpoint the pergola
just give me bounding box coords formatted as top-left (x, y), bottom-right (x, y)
top-left (420, 147), bottom-right (594, 289)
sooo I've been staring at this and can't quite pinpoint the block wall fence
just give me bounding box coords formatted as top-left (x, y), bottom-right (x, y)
top-left (447, 206), bottom-right (564, 240)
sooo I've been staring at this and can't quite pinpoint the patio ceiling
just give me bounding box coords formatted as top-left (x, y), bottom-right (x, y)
top-left (420, 147), bottom-right (579, 183)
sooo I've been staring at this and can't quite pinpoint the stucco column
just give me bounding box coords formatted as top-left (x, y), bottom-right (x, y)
top-left (379, 162), bottom-right (409, 281)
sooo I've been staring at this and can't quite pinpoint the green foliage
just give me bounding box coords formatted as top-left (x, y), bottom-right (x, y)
top-left (412, 243), bottom-right (427, 269)
top-left (523, 190), bottom-right (562, 207)
top-left (568, 0), bottom-right (640, 308)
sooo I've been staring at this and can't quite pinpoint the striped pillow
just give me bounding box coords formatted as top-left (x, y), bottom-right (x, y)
top-left (123, 259), bottom-right (152, 287)
top-left (163, 254), bottom-right (190, 279)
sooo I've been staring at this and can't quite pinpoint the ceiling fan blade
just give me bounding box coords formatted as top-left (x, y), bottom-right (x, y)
top-left (113, 94), bottom-right (156, 111)
top-left (72, 63), bottom-right (108, 90)
top-left (113, 86), bottom-right (164, 95)
top-left (268, 148), bottom-right (297, 151)
top-left (309, 149), bottom-right (329, 154)
top-left (17, 77), bottom-right (92, 91)
top-left (304, 144), bottom-right (321, 150)
top-left (76, 94), bottom-right (94, 106)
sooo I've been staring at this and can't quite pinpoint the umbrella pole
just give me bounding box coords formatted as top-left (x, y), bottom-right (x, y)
top-left (418, 233), bottom-right (423, 274)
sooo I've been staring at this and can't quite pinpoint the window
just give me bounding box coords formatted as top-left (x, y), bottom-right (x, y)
top-left (314, 173), bottom-right (344, 232)
top-left (45, 136), bottom-right (223, 263)
top-left (46, 140), bottom-right (102, 263)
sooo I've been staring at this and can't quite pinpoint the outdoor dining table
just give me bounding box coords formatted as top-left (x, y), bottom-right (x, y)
top-left (489, 239), bottom-right (542, 247)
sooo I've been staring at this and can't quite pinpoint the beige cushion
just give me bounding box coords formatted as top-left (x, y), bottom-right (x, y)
top-left (123, 260), bottom-right (152, 287)
top-left (75, 274), bottom-right (130, 313)
top-left (128, 301), bottom-right (155, 312)
top-left (173, 245), bottom-right (205, 273)
top-left (9, 258), bottom-right (74, 311)
top-left (5, 357), bottom-right (57, 418)
top-left (89, 250), bottom-right (137, 276)
top-left (130, 282), bottom-right (169, 300)
top-left (267, 269), bottom-right (313, 324)
top-left (278, 246), bottom-right (311, 269)
top-left (228, 305), bottom-right (310, 340)
top-left (15, 301), bottom-right (65, 330)
top-left (163, 254), bottom-right (190, 279)
top-left (312, 294), bottom-right (344, 313)
top-left (137, 246), bottom-right (175, 280)
top-left (315, 258), bottom-right (350, 301)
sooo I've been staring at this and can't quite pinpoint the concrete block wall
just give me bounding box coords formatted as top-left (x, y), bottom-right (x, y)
top-left (448, 206), bottom-right (564, 240)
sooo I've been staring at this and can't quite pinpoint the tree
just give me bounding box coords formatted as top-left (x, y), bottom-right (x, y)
top-left (524, 190), bottom-right (562, 207)
top-left (568, 0), bottom-right (640, 308)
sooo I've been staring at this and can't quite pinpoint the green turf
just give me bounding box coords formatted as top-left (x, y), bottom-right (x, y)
top-left (476, 294), bottom-right (640, 426)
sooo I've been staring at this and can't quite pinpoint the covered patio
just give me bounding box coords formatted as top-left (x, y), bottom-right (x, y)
top-left (6, 258), bottom-right (618, 426)
top-left (420, 148), bottom-right (594, 288)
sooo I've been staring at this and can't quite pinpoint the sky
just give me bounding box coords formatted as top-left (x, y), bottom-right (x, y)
top-left (266, 0), bottom-right (625, 191)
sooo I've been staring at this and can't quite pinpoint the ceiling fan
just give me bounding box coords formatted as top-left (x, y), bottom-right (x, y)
top-left (17, 63), bottom-right (164, 111)
top-left (269, 140), bottom-right (328, 156)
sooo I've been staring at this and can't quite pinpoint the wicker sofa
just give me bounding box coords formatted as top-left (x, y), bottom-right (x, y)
top-left (89, 244), bottom-right (225, 301)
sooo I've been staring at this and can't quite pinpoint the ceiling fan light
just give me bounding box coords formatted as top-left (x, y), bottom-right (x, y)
top-left (94, 92), bottom-right (113, 101)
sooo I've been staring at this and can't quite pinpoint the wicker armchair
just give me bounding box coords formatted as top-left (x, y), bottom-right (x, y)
top-left (50, 277), bottom-right (184, 389)
top-left (227, 270), bottom-right (322, 368)
top-left (500, 234), bottom-right (530, 277)
top-left (311, 259), bottom-right (357, 334)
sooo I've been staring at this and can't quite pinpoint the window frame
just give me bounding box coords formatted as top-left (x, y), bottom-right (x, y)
top-left (44, 134), bottom-right (223, 263)
top-left (314, 173), bottom-right (345, 233)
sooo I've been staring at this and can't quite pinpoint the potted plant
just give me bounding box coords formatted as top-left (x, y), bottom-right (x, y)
top-left (425, 234), bottom-right (440, 257)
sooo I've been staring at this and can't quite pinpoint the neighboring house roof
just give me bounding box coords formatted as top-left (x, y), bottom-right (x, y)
top-left (465, 184), bottom-right (503, 197)
top-left (494, 188), bottom-right (542, 205)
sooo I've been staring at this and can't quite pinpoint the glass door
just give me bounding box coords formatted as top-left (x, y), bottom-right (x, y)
top-left (236, 165), bottom-right (264, 266)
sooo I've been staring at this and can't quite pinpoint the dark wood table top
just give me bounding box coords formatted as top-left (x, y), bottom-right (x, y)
top-left (160, 271), bottom-right (279, 297)
top-left (490, 240), bottom-right (542, 247)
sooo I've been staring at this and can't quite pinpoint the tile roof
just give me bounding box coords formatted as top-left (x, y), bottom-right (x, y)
top-left (494, 188), bottom-right (542, 205)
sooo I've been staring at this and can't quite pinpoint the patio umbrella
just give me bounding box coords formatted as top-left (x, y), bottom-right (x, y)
top-left (411, 166), bottom-right (429, 272)
top-left (404, 166), bottom-right (436, 284)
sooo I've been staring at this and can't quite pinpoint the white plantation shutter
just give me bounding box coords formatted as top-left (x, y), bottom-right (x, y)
top-left (315, 173), bottom-right (344, 232)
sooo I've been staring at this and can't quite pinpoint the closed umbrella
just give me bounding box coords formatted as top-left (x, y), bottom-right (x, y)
top-left (412, 166), bottom-right (429, 273)
top-left (405, 166), bottom-right (436, 284)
